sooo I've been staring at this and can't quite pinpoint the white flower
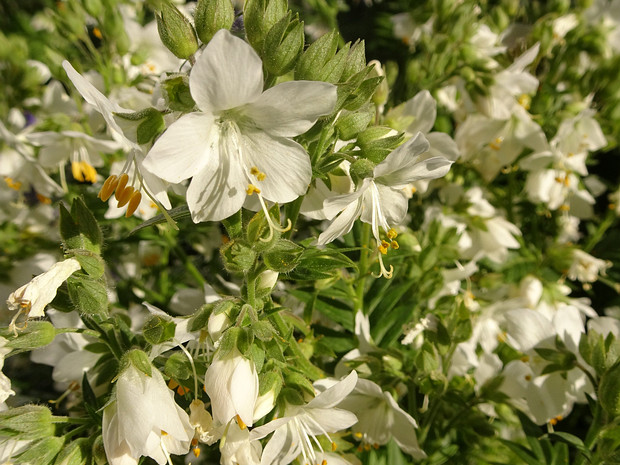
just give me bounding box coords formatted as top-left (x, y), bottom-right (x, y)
top-left (62, 61), bottom-right (171, 213)
top-left (567, 249), bottom-right (610, 283)
top-left (334, 378), bottom-right (426, 459)
top-left (102, 361), bottom-right (193, 465)
top-left (6, 258), bottom-right (81, 334)
top-left (317, 133), bottom-right (452, 277)
top-left (204, 347), bottom-right (259, 428)
top-left (220, 421), bottom-right (262, 465)
top-left (144, 29), bottom-right (337, 224)
top-left (251, 371), bottom-right (358, 465)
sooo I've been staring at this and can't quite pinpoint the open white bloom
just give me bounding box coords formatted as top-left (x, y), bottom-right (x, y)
top-left (318, 133), bottom-right (452, 277)
top-left (567, 249), bottom-right (610, 283)
top-left (144, 29), bottom-right (337, 224)
top-left (204, 347), bottom-right (259, 428)
top-left (251, 371), bottom-right (358, 465)
top-left (102, 361), bottom-right (193, 465)
top-left (6, 258), bottom-right (81, 334)
top-left (327, 377), bottom-right (426, 459)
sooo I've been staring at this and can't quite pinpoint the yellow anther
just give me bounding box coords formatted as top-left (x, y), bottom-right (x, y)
top-left (36, 193), bottom-right (52, 204)
top-left (331, 442), bottom-right (337, 451)
top-left (236, 414), bottom-right (247, 430)
top-left (98, 175), bottom-right (119, 202)
top-left (117, 186), bottom-right (135, 208)
top-left (555, 176), bottom-right (564, 184)
top-left (563, 177), bottom-right (570, 187)
top-left (489, 137), bottom-right (503, 151)
top-left (250, 166), bottom-right (266, 181)
top-left (364, 444), bottom-right (371, 451)
top-left (391, 240), bottom-right (399, 250)
top-left (71, 161), bottom-right (97, 183)
top-left (497, 331), bottom-right (507, 343)
top-left (321, 460), bottom-right (327, 465)
top-left (411, 186), bottom-right (417, 194)
top-left (4, 177), bottom-right (22, 190)
top-left (93, 27), bottom-right (102, 39)
top-left (193, 447), bottom-right (201, 458)
top-left (257, 172), bottom-right (266, 181)
top-left (354, 432), bottom-right (363, 439)
top-left (115, 173), bottom-right (129, 201)
top-left (161, 430), bottom-right (168, 436)
top-left (520, 355), bottom-right (530, 362)
top-left (373, 443), bottom-right (379, 449)
top-left (379, 240), bottom-right (389, 255)
top-left (125, 191), bottom-right (143, 218)
top-left (246, 184), bottom-right (261, 195)
top-left (560, 204), bottom-right (570, 212)
top-left (518, 94), bottom-right (531, 110)
top-left (387, 228), bottom-right (398, 240)
top-left (524, 374), bottom-right (532, 381)
top-left (250, 166), bottom-right (260, 175)
top-left (168, 379), bottom-right (179, 390)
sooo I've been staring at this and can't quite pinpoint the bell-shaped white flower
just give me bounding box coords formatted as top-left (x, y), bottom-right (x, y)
top-left (144, 29), bottom-right (337, 224)
top-left (204, 347), bottom-right (259, 428)
top-left (102, 357), bottom-right (193, 465)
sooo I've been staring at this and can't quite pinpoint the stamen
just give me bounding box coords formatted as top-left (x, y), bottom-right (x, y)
top-left (36, 193), bottom-right (52, 204)
top-left (235, 414), bottom-right (247, 430)
top-left (98, 175), bottom-right (119, 201)
top-left (390, 240), bottom-right (399, 250)
top-left (331, 442), bottom-right (337, 451)
top-left (387, 228), bottom-right (398, 240)
top-left (4, 177), bottom-right (22, 190)
top-left (125, 191), bottom-right (142, 218)
top-left (255, 192), bottom-right (292, 242)
top-left (115, 173), bottom-right (129, 201)
top-left (489, 137), bottom-right (503, 151)
top-left (246, 184), bottom-right (261, 195)
top-left (518, 94), bottom-right (531, 110)
top-left (378, 240), bottom-right (389, 255)
top-left (117, 186), bottom-right (135, 208)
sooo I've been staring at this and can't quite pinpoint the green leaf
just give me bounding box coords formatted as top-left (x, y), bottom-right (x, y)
top-left (143, 315), bottom-right (176, 345)
top-left (67, 276), bottom-right (109, 320)
top-left (263, 239), bottom-right (304, 272)
top-left (498, 439), bottom-right (543, 465)
top-left (165, 352), bottom-right (193, 381)
top-left (70, 197), bottom-right (102, 252)
top-left (16, 437), bottom-right (64, 465)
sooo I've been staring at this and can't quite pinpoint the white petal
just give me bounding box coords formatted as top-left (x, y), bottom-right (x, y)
top-left (144, 112), bottom-right (215, 183)
top-left (425, 132), bottom-right (460, 162)
top-left (402, 90), bottom-right (437, 135)
top-left (230, 358), bottom-right (259, 427)
top-left (305, 407), bottom-right (358, 433)
top-left (317, 199), bottom-right (363, 245)
top-left (240, 130), bottom-right (312, 203)
top-left (307, 371), bottom-right (358, 409)
top-left (186, 143), bottom-right (246, 223)
top-left (244, 81), bottom-right (337, 137)
top-left (190, 30), bottom-right (263, 113)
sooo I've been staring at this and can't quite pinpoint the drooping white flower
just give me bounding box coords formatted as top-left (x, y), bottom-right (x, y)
top-left (317, 133), bottom-right (452, 277)
top-left (6, 258), bottom-right (81, 334)
top-left (251, 371), bottom-right (358, 465)
top-left (0, 337), bottom-right (14, 405)
top-left (144, 29), bottom-right (337, 225)
top-left (220, 421), bottom-right (262, 465)
top-left (204, 347), bottom-right (259, 428)
top-left (102, 360), bottom-right (193, 465)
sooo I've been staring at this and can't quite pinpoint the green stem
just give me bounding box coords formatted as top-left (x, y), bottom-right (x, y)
top-left (283, 196), bottom-right (304, 241)
top-left (585, 210), bottom-right (616, 253)
top-left (355, 223), bottom-right (371, 313)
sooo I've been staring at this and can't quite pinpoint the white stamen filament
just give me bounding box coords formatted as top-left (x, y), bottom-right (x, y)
top-left (256, 192), bottom-right (291, 242)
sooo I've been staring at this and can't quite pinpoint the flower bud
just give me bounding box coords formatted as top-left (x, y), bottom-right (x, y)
top-left (263, 12), bottom-right (305, 76)
top-left (349, 158), bottom-right (376, 183)
top-left (220, 240), bottom-right (257, 273)
top-left (156, 2), bottom-right (199, 59)
top-left (194, 0), bottom-right (235, 44)
top-left (0, 405), bottom-right (55, 440)
top-left (244, 0), bottom-right (287, 53)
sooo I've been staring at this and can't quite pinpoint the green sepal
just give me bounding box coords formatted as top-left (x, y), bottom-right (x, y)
top-left (335, 107), bottom-right (373, 141)
top-left (126, 349), bottom-right (152, 377)
top-left (220, 239), bottom-right (257, 273)
top-left (243, 0), bottom-right (287, 53)
top-left (287, 247), bottom-right (357, 280)
top-left (6, 321), bottom-right (55, 350)
top-left (246, 205), bottom-right (282, 250)
top-left (54, 438), bottom-right (89, 465)
top-left (71, 198), bottom-right (103, 252)
top-left (143, 315), bottom-right (177, 345)
top-left (284, 371), bottom-right (315, 398)
top-left (248, 344), bottom-right (265, 373)
top-left (67, 275), bottom-right (109, 321)
top-left (161, 75), bottom-right (197, 112)
top-left (165, 351), bottom-right (193, 381)
top-left (15, 437), bottom-right (64, 465)
top-left (222, 209), bottom-right (243, 240)
top-left (188, 303), bottom-right (215, 332)
top-left (251, 320), bottom-right (276, 341)
top-left (0, 405), bottom-right (55, 440)
top-left (263, 12), bottom-right (304, 76)
top-left (66, 249), bottom-right (105, 279)
top-left (136, 109), bottom-right (165, 145)
top-left (263, 239), bottom-right (304, 273)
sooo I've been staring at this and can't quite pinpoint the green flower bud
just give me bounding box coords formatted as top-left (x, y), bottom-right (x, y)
top-left (244, 0), bottom-right (287, 53)
top-left (263, 12), bottom-right (305, 76)
top-left (91, 436), bottom-right (107, 465)
top-left (125, 349), bottom-right (153, 377)
top-left (295, 30), bottom-right (349, 83)
top-left (156, 2), bottom-right (199, 59)
top-left (194, 0), bottom-right (235, 44)
top-left (335, 107), bottom-right (373, 140)
top-left (18, 437), bottom-right (64, 465)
